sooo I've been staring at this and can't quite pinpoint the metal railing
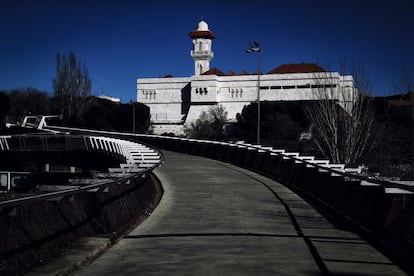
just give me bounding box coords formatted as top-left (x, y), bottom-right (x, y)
top-left (39, 125), bottom-right (414, 233)
top-left (42, 125), bottom-right (413, 194)
top-left (0, 133), bottom-right (164, 210)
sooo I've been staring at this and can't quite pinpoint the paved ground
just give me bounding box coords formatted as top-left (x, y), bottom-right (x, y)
top-left (70, 151), bottom-right (405, 275)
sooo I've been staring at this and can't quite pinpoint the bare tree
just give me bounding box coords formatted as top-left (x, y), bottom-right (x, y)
top-left (305, 60), bottom-right (375, 165)
top-left (396, 61), bottom-right (414, 179)
top-left (52, 52), bottom-right (91, 121)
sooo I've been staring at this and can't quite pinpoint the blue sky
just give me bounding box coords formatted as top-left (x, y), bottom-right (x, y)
top-left (1, 0), bottom-right (413, 102)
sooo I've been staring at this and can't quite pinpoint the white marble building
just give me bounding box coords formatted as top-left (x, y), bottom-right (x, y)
top-left (137, 20), bottom-right (356, 135)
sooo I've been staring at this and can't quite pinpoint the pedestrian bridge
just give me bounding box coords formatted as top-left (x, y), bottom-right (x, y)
top-left (34, 124), bottom-right (413, 275)
top-left (72, 150), bottom-right (405, 275)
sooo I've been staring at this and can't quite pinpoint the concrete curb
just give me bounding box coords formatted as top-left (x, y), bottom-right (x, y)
top-left (57, 238), bottom-right (113, 276)
top-left (26, 237), bottom-right (112, 276)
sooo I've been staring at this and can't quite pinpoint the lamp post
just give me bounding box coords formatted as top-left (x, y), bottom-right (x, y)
top-left (246, 41), bottom-right (261, 144)
top-left (130, 100), bottom-right (136, 134)
top-left (133, 102), bottom-right (136, 134)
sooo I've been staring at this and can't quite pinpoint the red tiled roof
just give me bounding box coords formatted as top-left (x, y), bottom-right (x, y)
top-left (268, 63), bottom-right (326, 74)
top-left (201, 67), bottom-right (225, 76)
top-left (189, 30), bottom-right (216, 39)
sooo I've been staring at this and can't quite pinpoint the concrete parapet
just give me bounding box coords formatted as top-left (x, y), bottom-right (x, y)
top-left (124, 134), bottom-right (412, 234)
top-left (0, 174), bottom-right (161, 275)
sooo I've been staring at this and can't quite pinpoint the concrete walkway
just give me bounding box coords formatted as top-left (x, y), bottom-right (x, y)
top-left (75, 151), bottom-right (406, 275)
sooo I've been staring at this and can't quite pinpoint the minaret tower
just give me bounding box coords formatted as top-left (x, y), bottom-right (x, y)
top-left (189, 20), bottom-right (215, 76)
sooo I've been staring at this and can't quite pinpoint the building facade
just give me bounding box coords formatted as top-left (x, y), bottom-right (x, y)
top-left (137, 20), bottom-right (356, 135)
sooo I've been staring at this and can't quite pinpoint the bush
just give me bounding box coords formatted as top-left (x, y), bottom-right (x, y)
top-left (184, 105), bottom-right (228, 140)
top-left (232, 101), bottom-right (310, 151)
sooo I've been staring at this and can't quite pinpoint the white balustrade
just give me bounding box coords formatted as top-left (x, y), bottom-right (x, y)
top-left (87, 136), bottom-right (162, 176)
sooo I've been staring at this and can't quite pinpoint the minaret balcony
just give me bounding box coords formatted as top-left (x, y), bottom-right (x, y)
top-left (191, 50), bottom-right (214, 58)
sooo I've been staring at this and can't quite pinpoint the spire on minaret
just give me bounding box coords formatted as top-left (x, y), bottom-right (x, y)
top-left (189, 19), bottom-right (215, 76)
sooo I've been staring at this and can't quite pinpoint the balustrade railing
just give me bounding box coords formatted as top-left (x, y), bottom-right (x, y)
top-left (0, 134), bottom-right (164, 208)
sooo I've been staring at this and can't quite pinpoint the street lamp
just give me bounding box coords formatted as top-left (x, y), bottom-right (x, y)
top-left (133, 102), bottom-right (136, 134)
top-left (130, 100), bottom-right (136, 134)
top-left (246, 41), bottom-right (261, 144)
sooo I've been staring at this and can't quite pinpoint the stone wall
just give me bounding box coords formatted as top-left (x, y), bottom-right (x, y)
top-left (0, 174), bottom-right (162, 275)
top-left (138, 77), bottom-right (191, 124)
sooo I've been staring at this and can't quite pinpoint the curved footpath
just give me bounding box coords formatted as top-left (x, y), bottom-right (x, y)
top-left (74, 151), bottom-right (405, 275)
